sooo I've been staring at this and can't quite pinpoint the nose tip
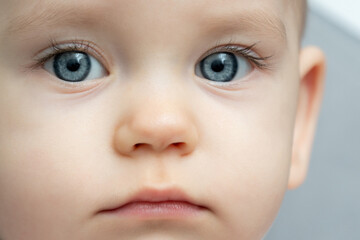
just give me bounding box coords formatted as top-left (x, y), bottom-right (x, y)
top-left (114, 111), bottom-right (198, 156)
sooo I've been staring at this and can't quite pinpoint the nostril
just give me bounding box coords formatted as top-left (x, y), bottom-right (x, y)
top-left (172, 142), bottom-right (185, 148)
top-left (133, 142), bottom-right (186, 151)
top-left (133, 143), bottom-right (146, 150)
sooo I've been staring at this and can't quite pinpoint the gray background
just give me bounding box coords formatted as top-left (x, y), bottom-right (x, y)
top-left (265, 9), bottom-right (360, 240)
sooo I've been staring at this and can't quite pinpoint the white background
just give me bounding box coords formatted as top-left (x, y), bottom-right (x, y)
top-left (309, 0), bottom-right (360, 39)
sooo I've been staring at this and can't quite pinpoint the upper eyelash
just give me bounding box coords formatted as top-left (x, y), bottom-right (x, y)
top-left (30, 39), bottom-right (93, 70)
top-left (31, 40), bottom-right (273, 72)
top-left (204, 43), bottom-right (273, 70)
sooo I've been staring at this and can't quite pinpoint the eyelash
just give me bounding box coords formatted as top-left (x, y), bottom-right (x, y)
top-left (202, 43), bottom-right (272, 70)
top-left (31, 39), bottom-right (99, 70)
top-left (31, 40), bottom-right (272, 74)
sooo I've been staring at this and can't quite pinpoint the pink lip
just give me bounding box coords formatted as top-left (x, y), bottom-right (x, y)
top-left (99, 188), bottom-right (208, 218)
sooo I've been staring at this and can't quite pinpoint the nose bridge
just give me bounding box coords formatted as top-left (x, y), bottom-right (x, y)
top-left (114, 81), bottom-right (198, 157)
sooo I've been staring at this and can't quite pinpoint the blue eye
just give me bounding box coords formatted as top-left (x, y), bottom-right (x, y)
top-left (44, 51), bottom-right (106, 82)
top-left (196, 52), bottom-right (252, 82)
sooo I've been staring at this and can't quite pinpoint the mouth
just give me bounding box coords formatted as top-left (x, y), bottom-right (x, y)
top-left (98, 187), bottom-right (209, 219)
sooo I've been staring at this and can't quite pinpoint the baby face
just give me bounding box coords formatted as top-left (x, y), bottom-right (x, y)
top-left (0, 0), bottom-right (311, 239)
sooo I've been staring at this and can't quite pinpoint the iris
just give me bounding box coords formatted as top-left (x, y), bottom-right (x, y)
top-left (53, 52), bottom-right (91, 82)
top-left (199, 52), bottom-right (238, 82)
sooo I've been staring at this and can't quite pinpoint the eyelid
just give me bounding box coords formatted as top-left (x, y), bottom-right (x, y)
top-left (197, 43), bottom-right (273, 70)
top-left (194, 43), bottom-right (274, 91)
top-left (31, 39), bottom-right (110, 71)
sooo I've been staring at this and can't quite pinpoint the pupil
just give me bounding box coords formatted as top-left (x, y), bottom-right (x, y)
top-left (66, 59), bottom-right (81, 72)
top-left (211, 60), bottom-right (224, 72)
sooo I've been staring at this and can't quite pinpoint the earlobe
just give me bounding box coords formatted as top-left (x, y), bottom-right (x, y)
top-left (288, 46), bottom-right (326, 190)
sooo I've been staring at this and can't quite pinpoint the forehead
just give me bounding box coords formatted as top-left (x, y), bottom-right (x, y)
top-left (3, 0), bottom-right (288, 14)
top-left (2, 0), bottom-right (289, 29)
top-left (1, 0), bottom-right (298, 49)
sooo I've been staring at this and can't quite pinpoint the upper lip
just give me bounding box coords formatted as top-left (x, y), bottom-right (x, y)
top-left (99, 187), bottom-right (208, 212)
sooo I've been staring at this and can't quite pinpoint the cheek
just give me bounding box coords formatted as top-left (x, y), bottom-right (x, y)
top-left (0, 120), bottom-right (80, 236)
top-left (193, 77), bottom-right (297, 238)
top-left (202, 125), bottom-right (291, 238)
top-left (0, 80), bottom-right (111, 237)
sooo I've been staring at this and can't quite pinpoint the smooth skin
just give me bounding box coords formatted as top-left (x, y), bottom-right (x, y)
top-left (0, 0), bottom-right (325, 239)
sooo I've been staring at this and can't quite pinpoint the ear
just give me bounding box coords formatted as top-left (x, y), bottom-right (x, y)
top-left (288, 46), bottom-right (326, 190)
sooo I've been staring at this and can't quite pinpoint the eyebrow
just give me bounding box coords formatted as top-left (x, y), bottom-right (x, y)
top-left (201, 9), bottom-right (288, 45)
top-left (5, 2), bottom-right (100, 35)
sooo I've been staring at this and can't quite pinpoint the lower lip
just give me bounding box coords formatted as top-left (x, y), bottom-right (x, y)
top-left (102, 201), bottom-right (204, 218)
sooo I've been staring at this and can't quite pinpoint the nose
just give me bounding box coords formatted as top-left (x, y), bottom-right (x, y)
top-left (113, 100), bottom-right (198, 157)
